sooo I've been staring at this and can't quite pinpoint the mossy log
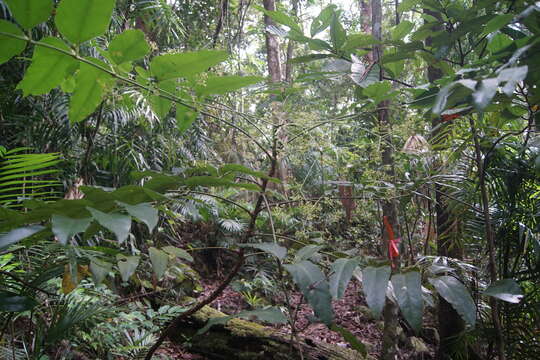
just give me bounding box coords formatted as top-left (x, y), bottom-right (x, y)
top-left (169, 305), bottom-right (366, 360)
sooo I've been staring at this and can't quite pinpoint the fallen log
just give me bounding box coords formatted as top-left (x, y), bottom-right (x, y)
top-left (168, 305), bottom-right (370, 360)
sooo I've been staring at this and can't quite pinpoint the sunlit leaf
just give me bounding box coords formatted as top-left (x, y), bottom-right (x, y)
top-left (5, 0), bottom-right (53, 29)
top-left (108, 29), bottom-right (150, 64)
top-left (87, 207), bottom-right (131, 243)
top-left (0, 20), bottom-right (27, 65)
top-left (149, 247), bottom-right (168, 280)
top-left (116, 201), bottom-right (158, 233)
top-left (484, 279), bottom-right (523, 303)
top-left (116, 254), bottom-right (139, 282)
top-left (55, 0), bottom-right (116, 44)
top-left (17, 37), bottom-right (78, 96)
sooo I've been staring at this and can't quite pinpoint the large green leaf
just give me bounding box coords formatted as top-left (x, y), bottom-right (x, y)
top-left (329, 258), bottom-right (359, 300)
top-left (240, 242), bottom-right (287, 261)
top-left (484, 279), bottom-right (523, 303)
top-left (148, 80), bottom-right (176, 120)
top-left (255, 6), bottom-right (302, 33)
top-left (197, 75), bottom-right (263, 96)
top-left (87, 207), bottom-right (131, 243)
top-left (162, 246), bottom-right (193, 262)
top-left (294, 244), bottom-right (324, 263)
top-left (362, 265), bottom-right (391, 318)
top-left (149, 247), bottom-right (168, 280)
top-left (330, 13), bottom-right (346, 50)
top-left (108, 29), bottom-right (150, 65)
top-left (342, 33), bottom-right (378, 53)
top-left (391, 271), bottom-right (423, 331)
top-left (330, 324), bottom-right (367, 357)
top-left (17, 37), bottom-right (78, 96)
top-left (150, 51), bottom-right (229, 81)
top-left (0, 291), bottom-right (38, 312)
top-left (69, 58), bottom-right (112, 123)
top-left (310, 5), bottom-right (336, 37)
top-left (116, 201), bottom-right (158, 233)
top-left (473, 78), bottom-right (499, 111)
top-left (90, 259), bottom-right (112, 284)
top-left (116, 254), bottom-right (139, 282)
top-left (197, 307), bottom-right (287, 335)
top-left (391, 20), bottom-right (415, 41)
top-left (5, 0), bottom-right (53, 29)
top-left (429, 276), bottom-right (476, 326)
top-left (0, 225), bottom-right (45, 249)
top-left (55, 0), bottom-right (116, 44)
top-left (284, 260), bottom-right (333, 324)
top-left (0, 20), bottom-right (27, 65)
top-left (481, 14), bottom-right (514, 36)
top-left (52, 215), bottom-right (92, 245)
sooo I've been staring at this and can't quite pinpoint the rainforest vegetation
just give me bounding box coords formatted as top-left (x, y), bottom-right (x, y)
top-left (0, 0), bottom-right (539, 359)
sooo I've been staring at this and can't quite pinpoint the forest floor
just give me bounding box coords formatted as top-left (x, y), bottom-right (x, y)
top-left (157, 278), bottom-right (434, 359)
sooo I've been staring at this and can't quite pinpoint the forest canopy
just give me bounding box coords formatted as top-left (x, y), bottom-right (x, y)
top-left (0, 0), bottom-right (539, 359)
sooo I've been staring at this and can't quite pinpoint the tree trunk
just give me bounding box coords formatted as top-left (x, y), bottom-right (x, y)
top-left (263, 0), bottom-right (289, 196)
top-left (371, 1), bottom-right (400, 359)
top-left (168, 304), bottom-right (366, 360)
top-left (424, 9), bottom-right (466, 360)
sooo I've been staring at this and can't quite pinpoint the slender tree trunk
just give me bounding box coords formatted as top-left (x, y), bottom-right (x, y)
top-left (424, 9), bottom-right (467, 359)
top-left (263, 0), bottom-right (289, 195)
top-left (470, 117), bottom-right (506, 360)
top-left (263, 0), bottom-right (282, 83)
top-left (285, 0), bottom-right (298, 83)
top-left (371, 1), bottom-right (400, 358)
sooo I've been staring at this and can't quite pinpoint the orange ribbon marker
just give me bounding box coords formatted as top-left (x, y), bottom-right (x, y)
top-left (383, 216), bottom-right (400, 267)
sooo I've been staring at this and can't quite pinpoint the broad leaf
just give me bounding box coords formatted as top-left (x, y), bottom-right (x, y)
top-left (5, 0), bottom-right (53, 29)
top-left (198, 307), bottom-right (287, 334)
top-left (362, 265), bottom-right (391, 318)
top-left (17, 37), bottom-right (78, 96)
top-left (311, 5), bottom-right (336, 37)
top-left (0, 291), bottom-right (38, 312)
top-left (284, 261), bottom-right (333, 324)
top-left (87, 207), bottom-right (131, 243)
top-left (55, 0), bottom-right (116, 44)
top-left (342, 33), bottom-right (378, 52)
top-left (391, 20), bottom-right (415, 41)
top-left (473, 78), bottom-right (499, 111)
top-left (294, 244), bottom-right (324, 263)
top-left (484, 279), bottom-right (523, 303)
top-left (0, 225), bottom-right (45, 249)
top-left (182, 176), bottom-right (260, 191)
top-left (52, 215), bottom-right (92, 245)
top-left (0, 20), bottom-right (27, 65)
top-left (150, 51), bottom-right (228, 81)
top-left (162, 246), bottom-right (194, 262)
top-left (481, 14), bottom-right (514, 36)
top-left (256, 6), bottom-right (302, 33)
top-left (69, 58), bottom-right (112, 123)
top-left (240, 243), bottom-right (287, 261)
top-left (497, 66), bottom-right (528, 96)
top-left (90, 259), bottom-right (112, 284)
top-left (330, 324), bottom-right (367, 357)
top-left (117, 201), bottom-right (158, 232)
top-left (108, 29), bottom-right (150, 64)
top-left (197, 76), bottom-right (262, 96)
top-left (330, 14), bottom-right (346, 50)
top-left (429, 276), bottom-right (476, 326)
top-left (391, 271), bottom-right (423, 331)
top-left (329, 258), bottom-right (359, 299)
top-left (116, 254), bottom-right (139, 282)
top-left (148, 80), bottom-right (176, 120)
top-left (149, 247), bottom-right (168, 280)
